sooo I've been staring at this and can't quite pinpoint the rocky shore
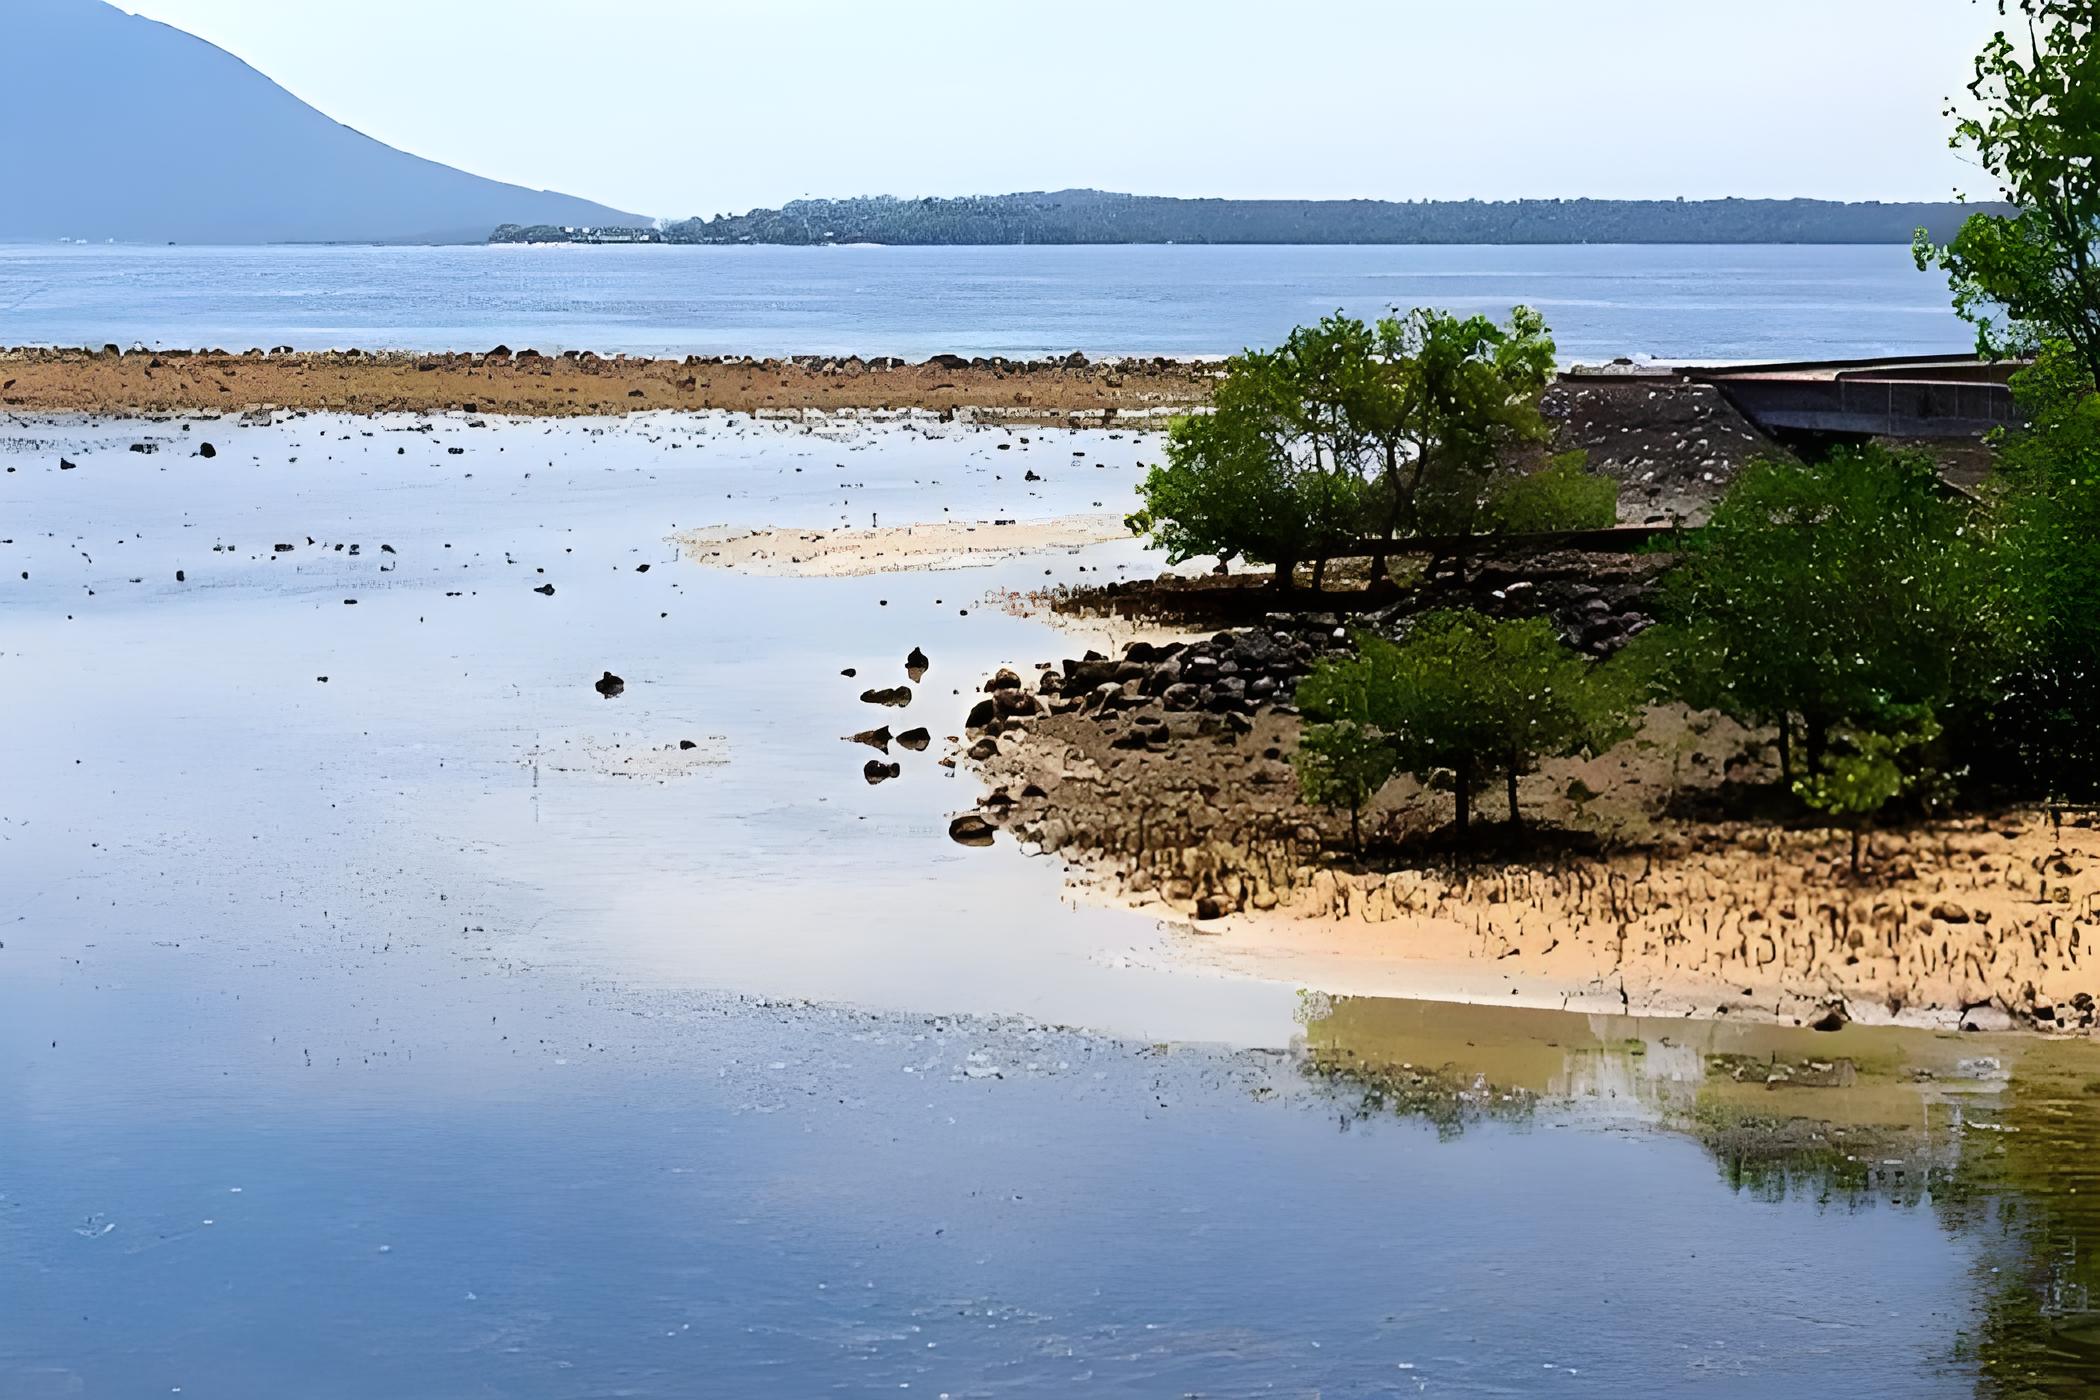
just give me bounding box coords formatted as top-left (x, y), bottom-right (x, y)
top-left (953, 577), bottom-right (2100, 1034)
top-left (0, 346), bottom-right (1214, 423)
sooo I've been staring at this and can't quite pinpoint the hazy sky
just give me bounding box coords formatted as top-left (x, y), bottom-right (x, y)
top-left (119, 0), bottom-right (2005, 219)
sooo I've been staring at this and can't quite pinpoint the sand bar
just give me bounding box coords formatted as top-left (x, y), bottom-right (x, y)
top-left (673, 514), bottom-right (1133, 577)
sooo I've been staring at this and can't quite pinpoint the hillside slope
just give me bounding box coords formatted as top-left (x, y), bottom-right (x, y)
top-left (1, 0), bottom-right (650, 244)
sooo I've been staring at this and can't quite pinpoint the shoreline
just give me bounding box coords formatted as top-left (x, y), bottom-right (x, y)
top-left (0, 345), bottom-right (1215, 423)
top-left (955, 622), bottom-right (2100, 1037)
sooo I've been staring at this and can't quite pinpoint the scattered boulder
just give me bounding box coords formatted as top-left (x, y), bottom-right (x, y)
top-left (533, 583), bottom-right (556, 596)
top-left (197, 442), bottom-right (217, 458)
top-left (860, 685), bottom-right (912, 707)
top-left (948, 813), bottom-right (997, 847)
top-left (595, 670), bottom-right (625, 698)
top-left (1808, 1000), bottom-right (1851, 1033)
top-left (896, 727), bottom-right (931, 752)
top-left (850, 726), bottom-right (893, 751)
top-left (906, 645), bottom-right (930, 680)
top-left (864, 760), bottom-right (901, 785)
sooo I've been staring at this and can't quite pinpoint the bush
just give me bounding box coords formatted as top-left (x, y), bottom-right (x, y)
top-left (1295, 610), bottom-right (1633, 837)
top-left (1481, 451), bottom-right (1619, 534)
top-left (1646, 445), bottom-right (2016, 785)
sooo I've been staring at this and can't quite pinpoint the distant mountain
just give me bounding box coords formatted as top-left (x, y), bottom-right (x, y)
top-left (1, 0), bottom-right (650, 245)
top-left (604, 189), bottom-right (2008, 247)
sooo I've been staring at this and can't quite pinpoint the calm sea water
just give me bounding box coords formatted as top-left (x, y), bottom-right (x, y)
top-left (0, 241), bottom-right (1970, 362)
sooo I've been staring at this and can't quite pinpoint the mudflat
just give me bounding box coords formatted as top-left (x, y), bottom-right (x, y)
top-left (0, 346), bottom-right (1214, 422)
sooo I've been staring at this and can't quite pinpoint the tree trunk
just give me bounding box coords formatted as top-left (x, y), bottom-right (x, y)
top-left (1349, 802), bottom-right (1362, 859)
top-left (1311, 554), bottom-right (1328, 593)
top-left (1271, 556), bottom-right (1296, 593)
top-left (1369, 440), bottom-right (1402, 589)
top-left (1805, 712), bottom-right (1829, 776)
top-left (1506, 756), bottom-right (1522, 827)
top-left (1776, 715), bottom-right (1794, 789)
top-left (1454, 762), bottom-right (1472, 838)
top-left (1850, 825), bottom-right (1864, 878)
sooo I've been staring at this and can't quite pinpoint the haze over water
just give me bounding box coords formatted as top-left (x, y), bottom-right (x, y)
top-left (0, 242), bottom-right (1969, 362)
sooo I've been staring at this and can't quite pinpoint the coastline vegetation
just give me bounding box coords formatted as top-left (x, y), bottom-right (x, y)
top-left (1122, 0), bottom-right (2100, 856)
top-left (496, 191), bottom-right (2005, 247)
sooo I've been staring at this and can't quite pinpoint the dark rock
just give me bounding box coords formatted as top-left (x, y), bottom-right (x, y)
top-left (850, 726), bottom-right (892, 751)
top-left (533, 583), bottom-right (556, 596)
top-left (595, 670), bottom-right (625, 698)
top-left (860, 685), bottom-right (913, 707)
top-left (966, 737), bottom-right (1000, 761)
top-left (965, 698), bottom-right (998, 730)
top-left (197, 442), bottom-right (216, 458)
top-left (896, 727), bottom-right (931, 752)
top-left (906, 645), bottom-right (930, 680)
top-left (678, 739), bottom-right (698, 750)
top-left (864, 760), bottom-right (901, 785)
top-left (993, 689), bottom-right (1039, 718)
top-left (1808, 1001), bottom-right (1851, 1033)
top-left (948, 813), bottom-right (997, 846)
top-left (984, 668), bottom-right (1022, 692)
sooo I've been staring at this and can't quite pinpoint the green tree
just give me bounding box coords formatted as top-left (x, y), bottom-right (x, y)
top-left (1295, 719), bottom-right (1397, 857)
top-left (1129, 308), bottom-right (1557, 593)
top-left (1793, 703), bottom-right (1943, 877)
top-left (1647, 446), bottom-right (2015, 785)
top-left (1128, 336), bottom-right (1368, 592)
top-left (1914, 0), bottom-right (2100, 382)
top-left (1976, 345), bottom-right (2100, 801)
top-left (1296, 611), bottom-right (1631, 837)
top-left (1353, 307), bottom-right (1559, 583)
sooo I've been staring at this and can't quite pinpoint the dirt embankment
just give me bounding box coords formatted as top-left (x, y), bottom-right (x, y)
top-left (955, 599), bottom-right (2100, 1034)
top-left (1538, 375), bottom-right (1787, 525)
top-left (0, 346), bottom-right (1215, 423)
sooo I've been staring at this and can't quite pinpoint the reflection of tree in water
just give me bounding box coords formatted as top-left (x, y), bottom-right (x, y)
top-left (1943, 1047), bottom-right (2100, 1398)
top-left (1294, 993), bottom-right (2100, 1394)
top-left (1298, 1045), bottom-right (1538, 1140)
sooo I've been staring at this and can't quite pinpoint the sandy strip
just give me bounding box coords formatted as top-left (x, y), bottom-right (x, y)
top-left (0, 346), bottom-right (1213, 423)
top-left (672, 514), bottom-right (1132, 577)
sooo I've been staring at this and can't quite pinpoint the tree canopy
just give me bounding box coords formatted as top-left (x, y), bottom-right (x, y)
top-left (1129, 307), bottom-right (1590, 591)
top-left (1633, 446), bottom-right (2016, 780)
top-left (1915, 0), bottom-right (2100, 382)
top-left (1296, 611), bottom-right (1632, 836)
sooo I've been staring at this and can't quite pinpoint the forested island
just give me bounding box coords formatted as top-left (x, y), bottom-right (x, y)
top-left (490, 190), bottom-right (2003, 247)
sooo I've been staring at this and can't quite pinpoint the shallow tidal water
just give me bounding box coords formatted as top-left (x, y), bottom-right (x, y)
top-left (6, 411), bottom-right (2100, 1397)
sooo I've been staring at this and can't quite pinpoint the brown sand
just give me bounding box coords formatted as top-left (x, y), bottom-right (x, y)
top-left (0, 346), bottom-right (1214, 423)
top-left (966, 696), bottom-right (2100, 1033)
top-left (672, 514), bottom-right (1132, 578)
